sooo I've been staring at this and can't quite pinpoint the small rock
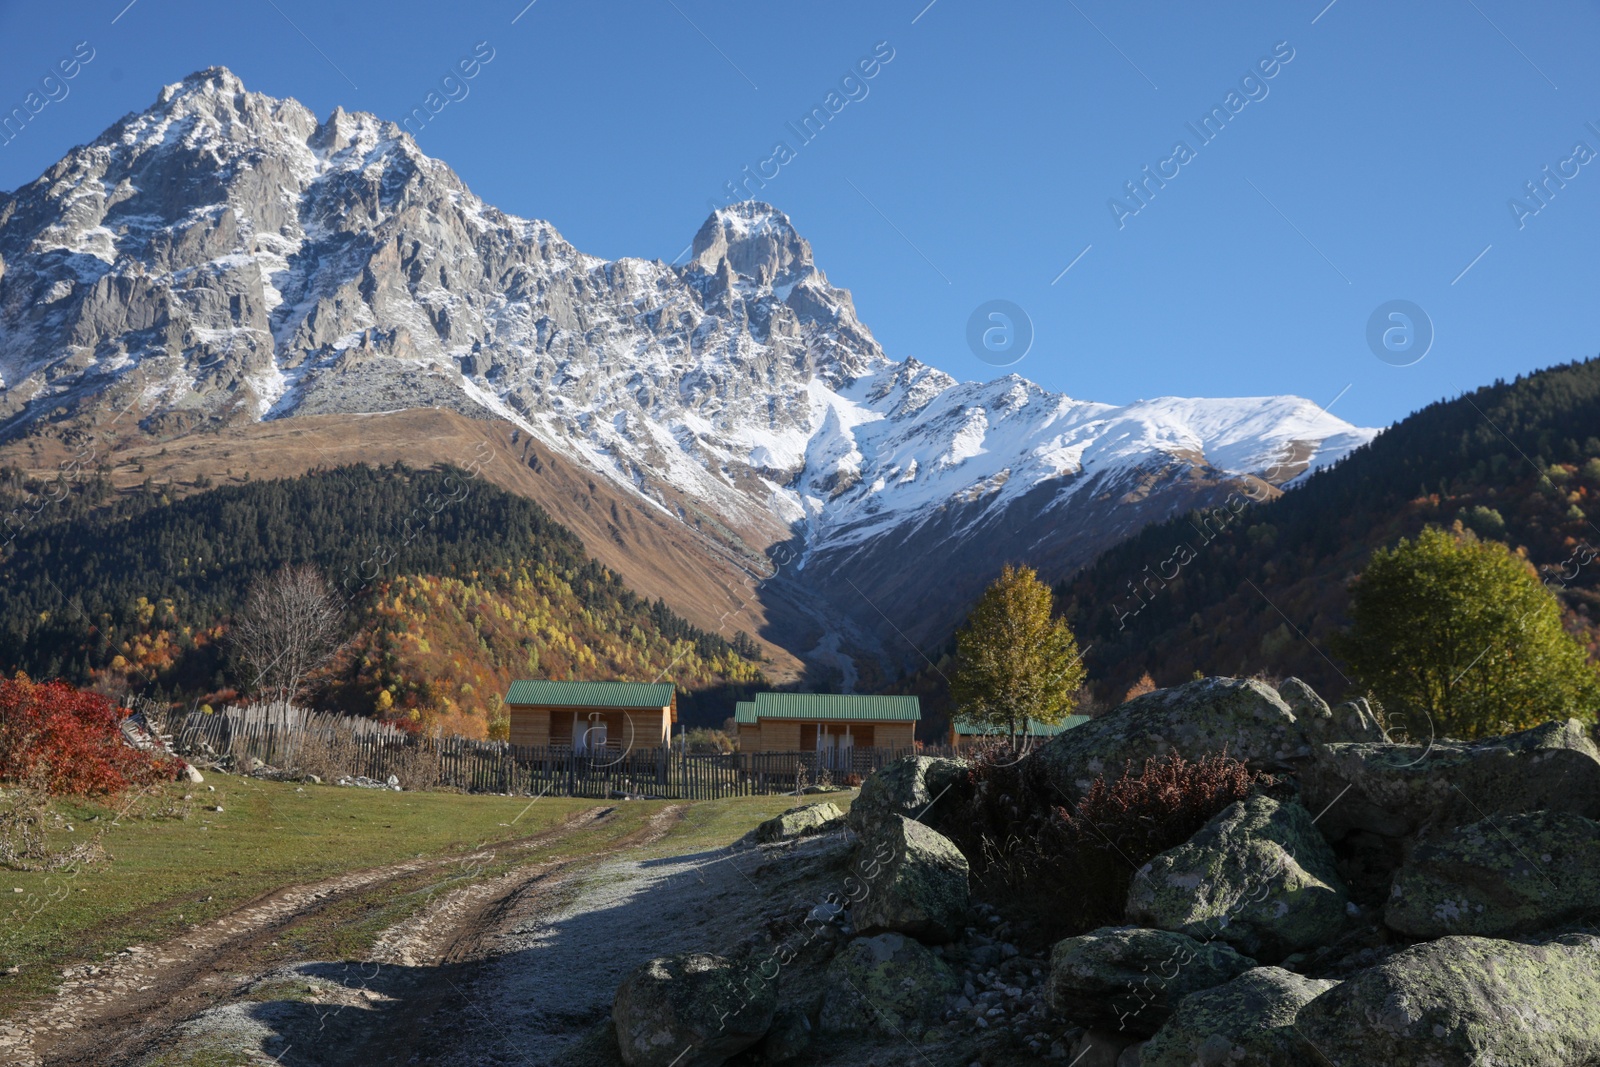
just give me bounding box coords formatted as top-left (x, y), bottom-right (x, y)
top-left (612, 953), bottom-right (776, 1067)
top-left (753, 802), bottom-right (844, 843)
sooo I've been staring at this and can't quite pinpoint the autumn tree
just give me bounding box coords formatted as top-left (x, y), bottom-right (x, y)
top-left (952, 564), bottom-right (1088, 742)
top-left (1336, 526), bottom-right (1600, 739)
top-left (230, 565), bottom-right (344, 704)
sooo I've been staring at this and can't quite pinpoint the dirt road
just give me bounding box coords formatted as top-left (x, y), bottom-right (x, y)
top-left (1, 803), bottom-right (688, 1067)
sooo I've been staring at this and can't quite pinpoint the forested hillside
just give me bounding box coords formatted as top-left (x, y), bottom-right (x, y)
top-left (0, 464), bottom-right (764, 735)
top-left (1057, 357), bottom-right (1600, 703)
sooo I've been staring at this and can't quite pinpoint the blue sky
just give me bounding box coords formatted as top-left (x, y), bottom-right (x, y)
top-left (2, 0), bottom-right (1597, 430)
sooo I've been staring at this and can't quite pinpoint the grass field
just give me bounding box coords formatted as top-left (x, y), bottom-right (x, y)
top-left (0, 775), bottom-right (852, 1015)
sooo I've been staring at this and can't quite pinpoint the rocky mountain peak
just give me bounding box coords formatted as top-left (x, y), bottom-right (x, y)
top-left (689, 201), bottom-right (814, 287)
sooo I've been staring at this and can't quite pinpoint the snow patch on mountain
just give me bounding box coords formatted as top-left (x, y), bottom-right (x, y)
top-left (0, 67), bottom-right (1380, 575)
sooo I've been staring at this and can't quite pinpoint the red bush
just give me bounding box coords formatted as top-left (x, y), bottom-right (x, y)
top-left (951, 748), bottom-right (1269, 938)
top-left (0, 674), bottom-right (180, 796)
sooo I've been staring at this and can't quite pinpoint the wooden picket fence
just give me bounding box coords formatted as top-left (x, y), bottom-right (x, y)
top-left (169, 706), bottom-right (925, 799)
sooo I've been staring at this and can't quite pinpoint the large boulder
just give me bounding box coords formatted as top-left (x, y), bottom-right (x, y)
top-left (846, 755), bottom-right (968, 836)
top-left (1301, 718), bottom-right (1600, 842)
top-left (1385, 809), bottom-right (1600, 938)
top-left (817, 932), bottom-right (959, 1035)
top-left (852, 815), bottom-right (970, 942)
top-left (1297, 934), bottom-right (1600, 1064)
top-left (613, 953), bottom-right (777, 1067)
top-left (753, 801), bottom-right (844, 844)
top-left (1125, 794), bottom-right (1350, 961)
top-left (1139, 966), bottom-right (1337, 1067)
top-left (1046, 926), bottom-right (1257, 1037)
top-left (1278, 678), bottom-right (1387, 744)
top-left (1035, 678), bottom-right (1310, 798)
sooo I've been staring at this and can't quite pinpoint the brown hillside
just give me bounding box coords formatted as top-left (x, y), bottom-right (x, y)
top-left (0, 410), bottom-right (804, 682)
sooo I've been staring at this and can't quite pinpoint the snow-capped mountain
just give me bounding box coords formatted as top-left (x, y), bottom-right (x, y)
top-left (0, 68), bottom-right (1378, 678)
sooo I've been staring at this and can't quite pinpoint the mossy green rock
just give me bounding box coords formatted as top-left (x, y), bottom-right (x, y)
top-left (754, 801), bottom-right (844, 843)
top-left (1301, 718), bottom-right (1600, 842)
top-left (817, 932), bottom-right (959, 1034)
top-left (1125, 795), bottom-right (1349, 961)
top-left (1046, 926), bottom-right (1257, 1037)
top-left (1035, 678), bottom-right (1309, 798)
top-left (1278, 678), bottom-right (1387, 744)
top-left (1297, 934), bottom-right (1600, 1064)
top-left (612, 953), bottom-right (776, 1067)
top-left (846, 755), bottom-right (968, 836)
top-left (852, 815), bottom-right (970, 942)
top-left (1140, 966), bottom-right (1337, 1067)
top-left (1385, 809), bottom-right (1600, 938)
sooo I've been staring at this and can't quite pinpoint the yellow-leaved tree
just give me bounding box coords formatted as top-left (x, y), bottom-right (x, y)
top-left (952, 564), bottom-right (1088, 743)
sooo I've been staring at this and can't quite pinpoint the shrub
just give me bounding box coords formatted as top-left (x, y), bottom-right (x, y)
top-left (951, 748), bottom-right (1267, 939)
top-left (0, 674), bottom-right (180, 796)
top-left (1122, 672), bottom-right (1157, 702)
top-left (683, 728), bottom-right (736, 754)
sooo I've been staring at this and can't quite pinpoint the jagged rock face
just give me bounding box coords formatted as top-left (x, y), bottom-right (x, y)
top-left (0, 67), bottom-right (1379, 675)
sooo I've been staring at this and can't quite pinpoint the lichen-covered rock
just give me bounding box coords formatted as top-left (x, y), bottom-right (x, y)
top-left (1301, 718), bottom-right (1600, 842)
top-left (1328, 697), bottom-right (1387, 743)
top-left (846, 756), bottom-right (969, 836)
top-left (1385, 809), bottom-right (1600, 938)
top-left (1296, 934), bottom-right (1600, 1064)
top-left (1140, 967), bottom-right (1337, 1067)
top-left (1046, 926), bottom-right (1257, 1037)
top-left (851, 815), bottom-right (969, 942)
top-left (612, 953), bottom-right (777, 1067)
top-left (1125, 795), bottom-right (1349, 961)
top-left (1035, 678), bottom-right (1309, 798)
top-left (817, 933), bottom-right (959, 1034)
top-left (1279, 678), bottom-right (1387, 744)
top-left (753, 801), bottom-right (844, 844)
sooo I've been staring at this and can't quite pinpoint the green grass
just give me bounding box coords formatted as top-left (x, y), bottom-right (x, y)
top-left (0, 778), bottom-right (845, 1017)
top-left (0, 775), bottom-right (639, 1011)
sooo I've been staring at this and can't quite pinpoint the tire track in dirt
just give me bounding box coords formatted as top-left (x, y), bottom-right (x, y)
top-left (8, 805), bottom-right (618, 1067)
top-left (348, 804), bottom-right (689, 1066)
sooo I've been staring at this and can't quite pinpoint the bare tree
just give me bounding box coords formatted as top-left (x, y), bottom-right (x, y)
top-left (230, 565), bottom-right (344, 704)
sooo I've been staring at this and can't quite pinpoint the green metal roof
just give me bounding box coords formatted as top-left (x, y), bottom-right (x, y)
top-left (751, 692), bottom-right (921, 722)
top-left (734, 701), bottom-right (756, 725)
top-left (505, 680), bottom-right (675, 709)
top-left (952, 715), bottom-right (1090, 737)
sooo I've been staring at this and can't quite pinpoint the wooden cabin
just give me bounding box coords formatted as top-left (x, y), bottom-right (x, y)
top-left (948, 714), bottom-right (1089, 750)
top-left (504, 680), bottom-right (676, 752)
top-left (734, 700), bottom-right (759, 751)
top-left (738, 693), bottom-right (920, 760)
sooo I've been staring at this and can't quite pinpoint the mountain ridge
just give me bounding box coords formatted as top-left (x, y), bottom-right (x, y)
top-left (0, 67), bottom-right (1379, 680)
